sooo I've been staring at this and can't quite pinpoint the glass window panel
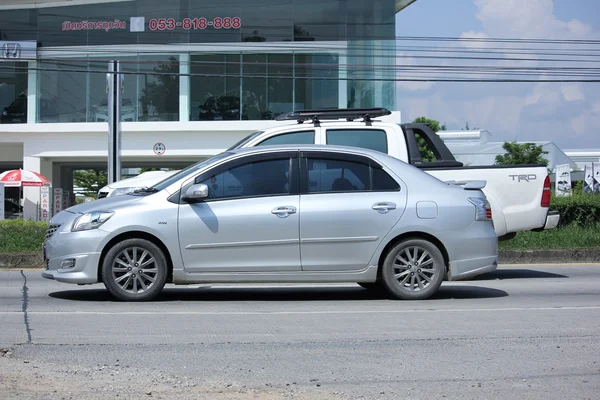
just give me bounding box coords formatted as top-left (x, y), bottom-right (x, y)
top-left (266, 54), bottom-right (293, 119)
top-left (87, 56), bottom-right (138, 122)
top-left (307, 158), bottom-right (369, 193)
top-left (326, 129), bottom-right (388, 154)
top-left (138, 55), bottom-right (180, 121)
top-left (190, 54), bottom-right (243, 121)
top-left (257, 131), bottom-right (314, 146)
top-left (372, 168), bottom-right (400, 191)
top-left (38, 60), bottom-right (88, 123)
top-left (0, 62), bottom-right (28, 124)
top-left (295, 53), bottom-right (338, 110)
top-left (242, 54), bottom-right (267, 120)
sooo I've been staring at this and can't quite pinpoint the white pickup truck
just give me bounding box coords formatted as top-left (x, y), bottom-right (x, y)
top-left (103, 108), bottom-right (558, 239)
top-left (225, 108), bottom-right (559, 240)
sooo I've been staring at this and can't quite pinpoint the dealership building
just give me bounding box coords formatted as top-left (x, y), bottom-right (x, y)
top-left (0, 0), bottom-right (413, 219)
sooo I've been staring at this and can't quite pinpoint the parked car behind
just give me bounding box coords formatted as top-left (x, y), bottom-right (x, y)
top-left (4, 199), bottom-right (23, 219)
top-left (199, 96), bottom-right (248, 121)
top-left (97, 170), bottom-right (179, 198)
top-left (43, 145), bottom-right (498, 302)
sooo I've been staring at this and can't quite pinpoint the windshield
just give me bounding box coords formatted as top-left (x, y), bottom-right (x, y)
top-left (226, 131), bottom-right (264, 150)
top-left (151, 152), bottom-right (234, 191)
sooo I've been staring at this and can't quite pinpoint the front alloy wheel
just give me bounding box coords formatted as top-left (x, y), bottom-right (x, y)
top-left (102, 239), bottom-right (167, 301)
top-left (380, 238), bottom-right (445, 300)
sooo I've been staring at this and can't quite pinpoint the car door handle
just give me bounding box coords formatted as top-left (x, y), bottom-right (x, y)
top-left (372, 202), bottom-right (396, 214)
top-left (271, 206), bottom-right (297, 218)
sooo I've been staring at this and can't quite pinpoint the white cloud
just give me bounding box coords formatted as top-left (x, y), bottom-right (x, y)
top-left (473, 0), bottom-right (592, 39)
top-left (397, 0), bottom-right (599, 149)
top-left (561, 84), bottom-right (585, 102)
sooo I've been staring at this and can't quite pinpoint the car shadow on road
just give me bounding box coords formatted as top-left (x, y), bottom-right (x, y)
top-left (471, 269), bottom-right (568, 281)
top-left (48, 284), bottom-right (507, 302)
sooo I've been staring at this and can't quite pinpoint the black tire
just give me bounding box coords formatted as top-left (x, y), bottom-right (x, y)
top-left (102, 238), bottom-right (168, 302)
top-left (380, 238), bottom-right (445, 300)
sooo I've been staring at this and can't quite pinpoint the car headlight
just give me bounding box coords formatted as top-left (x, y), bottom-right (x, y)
top-left (109, 187), bottom-right (141, 197)
top-left (72, 211), bottom-right (114, 232)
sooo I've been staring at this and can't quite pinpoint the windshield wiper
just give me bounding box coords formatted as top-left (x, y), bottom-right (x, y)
top-left (132, 187), bottom-right (159, 194)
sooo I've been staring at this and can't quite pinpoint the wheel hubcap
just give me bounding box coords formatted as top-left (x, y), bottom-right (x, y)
top-left (111, 247), bottom-right (158, 294)
top-left (392, 246), bottom-right (437, 292)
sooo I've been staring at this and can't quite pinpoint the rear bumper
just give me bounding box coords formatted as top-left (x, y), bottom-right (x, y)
top-left (448, 256), bottom-right (498, 281)
top-left (543, 210), bottom-right (560, 230)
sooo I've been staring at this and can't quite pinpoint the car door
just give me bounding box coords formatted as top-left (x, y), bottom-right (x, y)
top-left (299, 151), bottom-right (407, 271)
top-left (178, 151), bottom-right (301, 273)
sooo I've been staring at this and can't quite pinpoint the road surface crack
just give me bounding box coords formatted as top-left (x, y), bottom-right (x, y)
top-left (21, 270), bottom-right (32, 344)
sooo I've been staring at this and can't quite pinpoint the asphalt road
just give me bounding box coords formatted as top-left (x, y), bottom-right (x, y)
top-left (1, 265), bottom-right (599, 399)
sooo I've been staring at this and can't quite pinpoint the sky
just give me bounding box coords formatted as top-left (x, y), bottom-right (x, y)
top-left (395, 0), bottom-right (600, 150)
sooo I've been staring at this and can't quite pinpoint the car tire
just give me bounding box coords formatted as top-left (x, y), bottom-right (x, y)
top-left (380, 238), bottom-right (445, 300)
top-left (102, 239), bottom-right (168, 302)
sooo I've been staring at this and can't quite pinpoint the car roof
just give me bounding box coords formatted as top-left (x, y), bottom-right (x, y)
top-left (225, 144), bottom-right (401, 164)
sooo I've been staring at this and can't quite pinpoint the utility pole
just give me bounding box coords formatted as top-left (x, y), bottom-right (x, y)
top-left (107, 61), bottom-right (123, 183)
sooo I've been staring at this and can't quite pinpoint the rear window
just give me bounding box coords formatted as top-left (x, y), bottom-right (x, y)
top-left (326, 129), bottom-right (388, 154)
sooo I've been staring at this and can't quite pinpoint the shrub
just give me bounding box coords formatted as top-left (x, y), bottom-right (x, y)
top-left (550, 193), bottom-right (600, 227)
top-left (0, 220), bottom-right (48, 253)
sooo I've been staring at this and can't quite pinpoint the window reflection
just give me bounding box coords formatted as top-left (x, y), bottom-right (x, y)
top-left (38, 56), bottom-right (179, 123)
top-left (0, 62), bottom-right (28, 124)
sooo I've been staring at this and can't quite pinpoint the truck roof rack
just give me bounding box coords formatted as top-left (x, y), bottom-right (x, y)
top-left (275, 108), bottom-right (392, 124)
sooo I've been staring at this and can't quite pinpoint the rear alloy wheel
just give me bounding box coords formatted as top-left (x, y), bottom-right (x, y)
top-left (380, 238), bottom-right (445, 300)
top-left (102, 239), bottom-right (167, 302)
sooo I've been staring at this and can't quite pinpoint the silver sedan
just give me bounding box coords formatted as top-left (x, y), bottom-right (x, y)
top-left (42, 145), bottom-right (498, 301)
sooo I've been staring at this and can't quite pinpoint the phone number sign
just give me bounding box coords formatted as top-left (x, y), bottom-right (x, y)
top-left (148, 17), bottom-right (241, 31)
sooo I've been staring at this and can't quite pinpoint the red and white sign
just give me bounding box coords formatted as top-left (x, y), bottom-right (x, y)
top-left (62, 189), bottom-right (70, 210)
top-left (53, 188), bottom-right (63, 216)
top-left (40, 187), bottom-right (50, 222)
top-left (153, 142), bottom-right (166, 155)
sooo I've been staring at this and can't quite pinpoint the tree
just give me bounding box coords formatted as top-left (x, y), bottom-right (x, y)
top-left (74, 169), bottom-right (108, 198)
top-left (412, 116), bottom-right (446, 162)
top-left (140, 57), bottom-right (179, 121)
top-left (495, 142), bottom-right (549, 166)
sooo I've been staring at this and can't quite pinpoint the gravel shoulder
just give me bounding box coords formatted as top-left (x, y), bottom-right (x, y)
top-left (0, 347), bottom-right (346, 400)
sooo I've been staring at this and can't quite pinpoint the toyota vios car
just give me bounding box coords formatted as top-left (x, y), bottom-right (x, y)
top-left (42, 145), bottom-right (498, 302)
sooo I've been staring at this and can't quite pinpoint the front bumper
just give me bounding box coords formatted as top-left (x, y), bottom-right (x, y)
top-left (42, 252), bottom-right (101, 284)
top-left (42, 223), bottom-right (108, 285)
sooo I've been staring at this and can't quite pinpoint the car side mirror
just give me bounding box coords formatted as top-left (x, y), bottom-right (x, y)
top-left (183, 183), bottom-right (209, 203)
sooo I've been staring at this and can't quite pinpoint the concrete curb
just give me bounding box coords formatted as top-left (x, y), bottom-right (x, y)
top-left (499, 249), bottom-right (600, 264)
top-left (1, 249), bottom-right (599, 269)
top-left (0, 252), bottom-right (45, 269)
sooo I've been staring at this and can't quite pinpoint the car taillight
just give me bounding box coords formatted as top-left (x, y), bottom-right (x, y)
top-left (541, 175), bottom-right (551, 208)
top-left (469, 198), bottom-right (492, 221)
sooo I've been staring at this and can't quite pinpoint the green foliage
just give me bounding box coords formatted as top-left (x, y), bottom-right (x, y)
top-left (550, 192), bottom-right (600, 227)
top-left (412, 116), bottom-right (446, 162)
top-left (499, 223), bottom-right (600, 250)
top-left (0, 220), bottom-right (48, 253)
top-left (74, 169), bottom-right (107, 199)
top-left (495, 142), bottom-right (549, 166)
top-left (412, 116), bottom-right (446, 133)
